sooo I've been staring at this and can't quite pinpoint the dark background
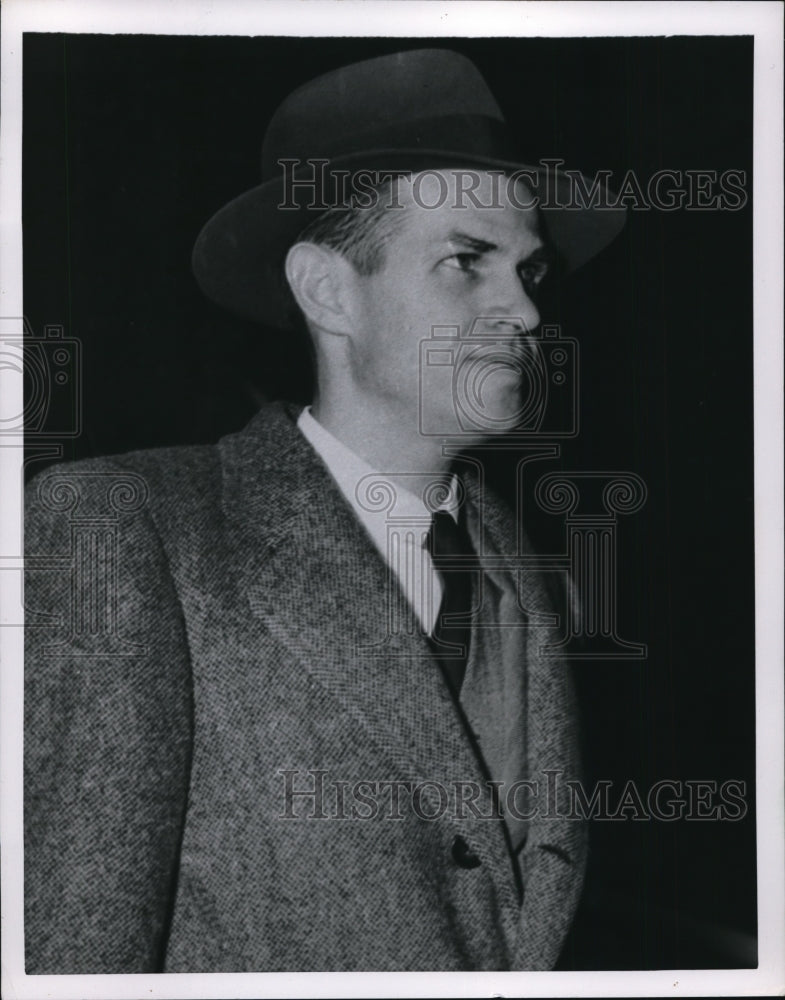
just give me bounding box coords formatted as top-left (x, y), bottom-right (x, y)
top-left (23, 34), bottom-right (756, 969)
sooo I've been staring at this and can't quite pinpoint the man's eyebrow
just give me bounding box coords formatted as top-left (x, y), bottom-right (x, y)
top-left (521, 244), bottom-right (555, 267)
top-left (444, 230), bottom-right (552, 266)
top-left (444, 231), bottom-right (498, 253)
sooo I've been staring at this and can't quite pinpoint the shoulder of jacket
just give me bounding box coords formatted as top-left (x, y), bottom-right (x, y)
top-left (27, 441), bottom-right (220, 509)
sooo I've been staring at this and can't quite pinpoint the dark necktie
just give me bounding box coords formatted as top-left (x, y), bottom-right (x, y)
top-left (426, 509), bottom-right (475, 698)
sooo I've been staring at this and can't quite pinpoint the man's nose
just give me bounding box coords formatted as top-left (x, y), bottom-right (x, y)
top-left (484, 273), bottom-right (541, 333)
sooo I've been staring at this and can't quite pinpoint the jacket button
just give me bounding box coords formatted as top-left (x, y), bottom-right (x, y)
top-left (452, 835), bottom-right (481, 869)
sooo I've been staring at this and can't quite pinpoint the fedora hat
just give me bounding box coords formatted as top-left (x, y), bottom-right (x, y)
top-left (192, 48), bottom-right (626, 328)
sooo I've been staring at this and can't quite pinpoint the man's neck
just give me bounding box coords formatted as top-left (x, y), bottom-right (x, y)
top-left (310, 395), bottom-right (454, 495)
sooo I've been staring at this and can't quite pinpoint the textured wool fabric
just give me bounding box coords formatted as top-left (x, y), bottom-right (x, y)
top-left (24, 401), bottom-right (585, 973)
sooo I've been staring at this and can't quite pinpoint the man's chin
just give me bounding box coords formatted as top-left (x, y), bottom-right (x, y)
top-left (418, 385), bottom-right (533, 441)
top-left (453, 407), bottom-right (525, 443)
top-left (470, 388), bottom-right (530, 434)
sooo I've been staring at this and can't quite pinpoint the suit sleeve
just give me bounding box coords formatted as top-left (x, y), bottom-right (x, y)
top-left (24, 460), bottom-right (194, 973)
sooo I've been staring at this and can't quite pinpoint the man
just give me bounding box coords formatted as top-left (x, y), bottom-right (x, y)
top-left (24, 49), bottom-right (625, 972)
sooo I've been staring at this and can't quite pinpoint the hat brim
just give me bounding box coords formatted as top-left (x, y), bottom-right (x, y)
top-left (192, 150), bottom-right (626, 329)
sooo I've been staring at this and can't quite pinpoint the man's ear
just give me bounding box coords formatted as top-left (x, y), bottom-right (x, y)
top-left (284, 242), bottom-right (355, 336)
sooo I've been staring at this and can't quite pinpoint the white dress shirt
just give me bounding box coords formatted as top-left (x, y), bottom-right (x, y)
top-left (297, 406), bottom-right (459, 636)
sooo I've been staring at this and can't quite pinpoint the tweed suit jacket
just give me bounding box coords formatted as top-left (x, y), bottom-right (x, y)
top-left (24, 400), bottom-right (585, 973)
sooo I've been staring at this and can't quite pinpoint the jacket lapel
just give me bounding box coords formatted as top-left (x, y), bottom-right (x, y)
top-left (218, 403), bottom-right (521, 914)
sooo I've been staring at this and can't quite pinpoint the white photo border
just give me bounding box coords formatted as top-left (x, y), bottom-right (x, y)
top-left (1, 2), bottom-right (782, 998)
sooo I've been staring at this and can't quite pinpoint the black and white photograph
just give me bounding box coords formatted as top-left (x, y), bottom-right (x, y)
top-left (1, 2), bottom-right (782, 997)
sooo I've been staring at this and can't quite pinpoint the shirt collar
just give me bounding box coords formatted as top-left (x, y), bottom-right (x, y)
top-left (296, 406), bottom-right (459, 540)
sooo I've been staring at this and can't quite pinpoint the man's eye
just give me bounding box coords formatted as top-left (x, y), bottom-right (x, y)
top-left (520, 264), bottom-right (549, 290)
top-left (445, 252), bottom-right (481, 273)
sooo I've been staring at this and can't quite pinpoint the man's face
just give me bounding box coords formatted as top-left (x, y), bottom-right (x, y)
top-left (342, 170), bottom-right (550, 440)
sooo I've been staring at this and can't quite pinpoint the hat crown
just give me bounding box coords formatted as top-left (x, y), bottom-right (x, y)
top-left (261, 48), bottom-right (505, 177)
